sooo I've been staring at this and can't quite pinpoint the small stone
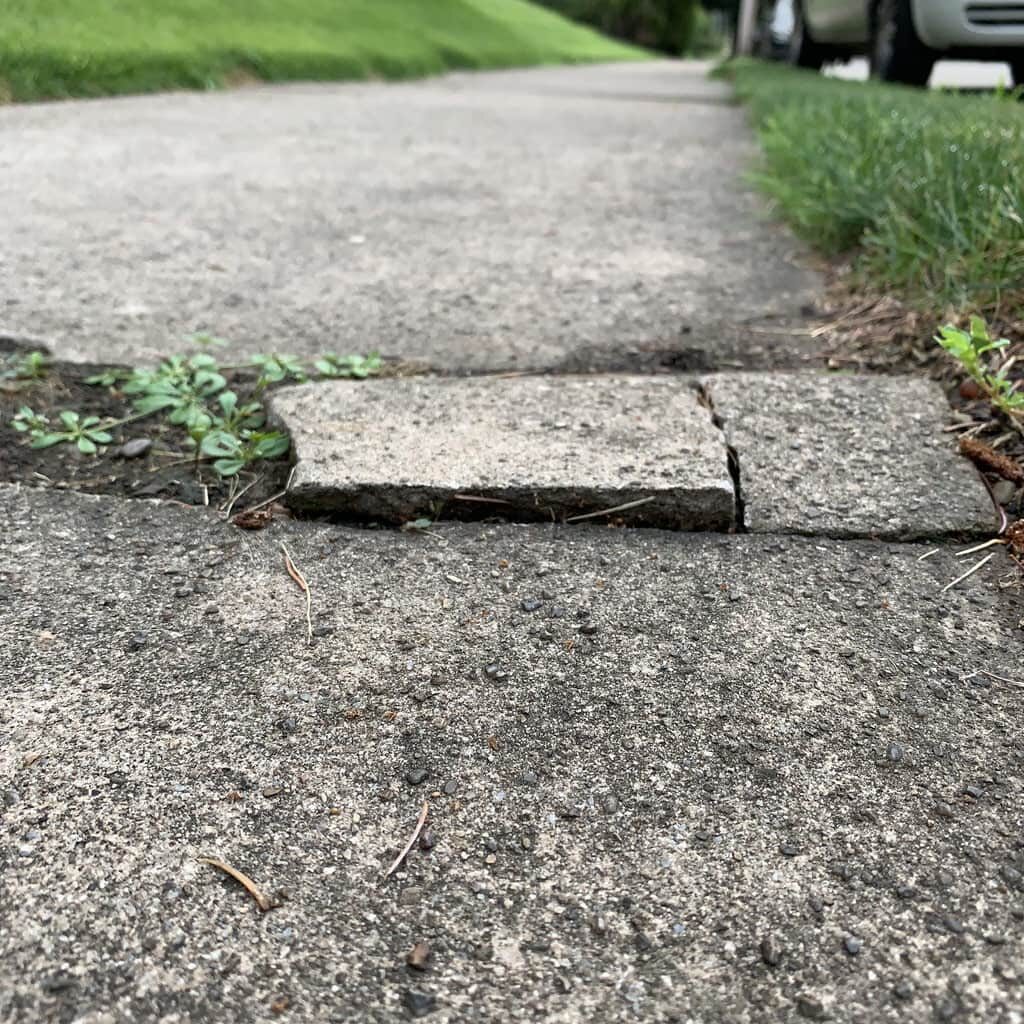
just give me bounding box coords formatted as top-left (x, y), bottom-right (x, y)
top-left (760, 934), bottom-right (783, 966)
top-left (1000, 865), bottom-right (1022, 888)
top-left (842, 935), bottom-right (863, 955)
top-left (517, 770), bottom-right (538, 786)
top-left (780, 842), bottom-right (801, 858)
top-left (943, 916), bottom-right (966, 934)
top-left (935, 801), bottom-right (955, 819)
top-left (418, 828), bottom-right (435, 851)
top-left (579, 624), bottom-right (599, 636)
top-left (2, 789), bottom-right (20, 807)
top-left (601, 794), bottom-right (620, 815)
top-left (886, 742), bottom-right (904, 763)
top-left (992, 479), bottom-right (1017, 505)
top-left (398, 887), bottom-right (423, 906)
top-left (520, 598), bottom-right (542, 613)
top-left (401, 990), bottom-right (437, 1018)
top-left (312, 624), bottom-right (335, 637)
top-left (963, 784), bottom-right (983, 800)
top-left (406, 941), bottom-right (431, 971)
top-left (406, 769), bottom-right (429, 786)
top-left (936, 1000), bottom-right (958, 1021)
top-left (119, 438), bottom-right (153, 459)
top-left (275, 717), bottom-right (298, 735)
top-left (894, 883), bottom-right (916, 900)
top-left (126, 633), bottom-right (148, 651)
top-left (796, 994), bottom-right (829, 1021)
top-left (893, 981), bottom-right (914, 1002)
top-left (442, 779), bottom-right (457, 795)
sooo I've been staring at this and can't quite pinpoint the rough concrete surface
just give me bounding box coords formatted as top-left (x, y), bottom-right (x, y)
top-left (2, 485), bottom-right (1023, 1023)
top-left (704, 373), bottom-right (995, 540)
top-left (0, 61), bottom-right (821, 372)
top-left (271, 375), bottom-right (734, 528)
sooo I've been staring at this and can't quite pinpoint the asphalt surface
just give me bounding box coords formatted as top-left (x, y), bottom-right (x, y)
top-left (2, 485), bottom-right (1022, 1023)
top-left (0, 61), bottom-right (820, 372)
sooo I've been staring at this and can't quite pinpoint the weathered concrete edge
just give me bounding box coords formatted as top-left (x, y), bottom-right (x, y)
top-left (285, 478), bottom-right (737, 531)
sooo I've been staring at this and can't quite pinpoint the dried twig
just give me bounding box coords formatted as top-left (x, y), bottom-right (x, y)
top-left (941, 552), bottom-right (996, 593)
top-left (565, 496), bottom-right (655, 523)
top-left (199, 856), bottom-right (275, 911)
top-left (956, 538), bottom-right (1006, 558)
top-left (384, 801), bottom-right (429, 879)
top-left (221, 474), bottom-right (262, 520)
top-left (959, 437), bottom-right (1024, 483)
top-left (452, 494), bottom-right (512, 505)
top-left (232, 466), bottom-right (296, 522)
top-left (960, 669), bottom-right (1024, 689)
top-left (280, 542), bottom-right (313, 644)
top-left (917, 548), bottom-right (941, 562)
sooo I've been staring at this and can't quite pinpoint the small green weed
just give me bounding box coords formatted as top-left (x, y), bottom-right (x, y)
top-left (936, 316), bottom-right (1024, 422)
top-left (1, 350), bottom-right (52, 384)
top-left (17, 409), bottom-right (114, 453)
top-left (9, 341), bottom-right (382, 480)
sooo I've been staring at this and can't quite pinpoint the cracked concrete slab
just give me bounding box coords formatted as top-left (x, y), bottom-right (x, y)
top-left (0, 60), bottom-right (820, 372)
top-left (704, 372), bottom-right (994, 540)
top-left (1, 485), bottom-right (1022, 1022)
top-left (270, 375), bottom-right (735, 528)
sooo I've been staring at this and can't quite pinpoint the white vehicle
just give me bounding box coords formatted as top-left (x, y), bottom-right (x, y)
top-left (765, 0), bottom-right (1024, 85)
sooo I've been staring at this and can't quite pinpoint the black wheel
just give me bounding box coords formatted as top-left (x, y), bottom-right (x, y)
top-left (1012, 59), bottom-right (1024, 88)
top-left (788, 1), bottom-right (827, 70)
top-left (870, 0), bottom-right (935, 86)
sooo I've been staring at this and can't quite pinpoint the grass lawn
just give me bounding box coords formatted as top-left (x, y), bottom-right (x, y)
top-left (0, 0), bottom-right (646, 102)
top-left (721, 60), bottom-right (1024, 321)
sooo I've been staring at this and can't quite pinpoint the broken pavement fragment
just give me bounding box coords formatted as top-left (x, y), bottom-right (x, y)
top-left (703, 372), bottom-right (994, 540)
top-left (270, 375), bottom-right (735, 529)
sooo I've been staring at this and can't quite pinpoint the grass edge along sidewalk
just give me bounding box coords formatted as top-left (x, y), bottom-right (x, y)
top-left (0, 0), bottom-right (647, 103)
top-left (719, 59), bottom-right (1024, 324)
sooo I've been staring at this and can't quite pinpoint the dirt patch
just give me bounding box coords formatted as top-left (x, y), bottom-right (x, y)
top-left (0, 360), bottom-right (291, 512)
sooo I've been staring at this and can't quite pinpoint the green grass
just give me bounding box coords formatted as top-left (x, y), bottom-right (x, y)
top-left (722, 59), bottom-right (1024, 319)
top-left (0, 0), bottom-right (647, 102)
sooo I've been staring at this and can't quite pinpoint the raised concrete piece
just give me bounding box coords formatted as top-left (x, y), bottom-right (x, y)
top-left (270, 376), bottom-right (735, 528)
top-left (703, 372), bottom-right (994, 539)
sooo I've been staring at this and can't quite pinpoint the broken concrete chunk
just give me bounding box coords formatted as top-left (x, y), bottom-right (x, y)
top-left (270, 375), bottom-right (735, 529)
top-left (703, 372), bottom-right (993, 540)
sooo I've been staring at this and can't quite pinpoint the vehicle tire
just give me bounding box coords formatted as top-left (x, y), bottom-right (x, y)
top-left (788, 1), bottom-right (827, 70)
top-left (1012, 59), bottom-right (1024, 87)
top-left (870, 0), bottom-right (935, 86)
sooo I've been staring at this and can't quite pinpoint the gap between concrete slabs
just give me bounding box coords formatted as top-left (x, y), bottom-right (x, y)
top-left (269, 375), bottom-right (737, 530)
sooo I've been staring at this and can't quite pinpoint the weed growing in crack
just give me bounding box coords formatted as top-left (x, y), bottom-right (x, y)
top-left (16, 409), bottom-right (114, 453)
top-left (8, 338), bottom-right (382, 480)
top-left (1, 350), bottom-right (52, 385)
top-left (936, 316), bottom-right (1024, 426)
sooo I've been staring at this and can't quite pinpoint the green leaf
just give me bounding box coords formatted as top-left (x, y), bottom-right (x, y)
top-left (77, 437), bottom-right (97, 454)
top-left (200, 431), bottom-right (240, 458)
top-left (58, 410), bottom-right (80, 429)
top-left (133, 393), bottom-right (180, 414)
top-left (252, 434), bottom-right (289, 459)
top-left (86, 429), bottom-right (113, 444)
top-left (212, 457), bottom-right (246, 477)
top-left (31, 433), bottom-right (69, 449)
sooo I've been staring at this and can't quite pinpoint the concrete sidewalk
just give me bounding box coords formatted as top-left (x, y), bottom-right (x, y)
top-left (1, 59), bottom-right (1021, 1024)
top-left (1, 486), bottom-right (1021, 1023)
top-left (0, 61), bottom-right (818, 372)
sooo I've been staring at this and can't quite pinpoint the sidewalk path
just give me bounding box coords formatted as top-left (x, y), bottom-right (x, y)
top-left (0, 61), bottom-right (819, 371)
top-left (1, 60), bottom-right (1022, 1024)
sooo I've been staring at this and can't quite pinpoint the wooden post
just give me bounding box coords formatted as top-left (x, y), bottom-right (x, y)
top-left (736, 0), bottom-right (759, 55)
